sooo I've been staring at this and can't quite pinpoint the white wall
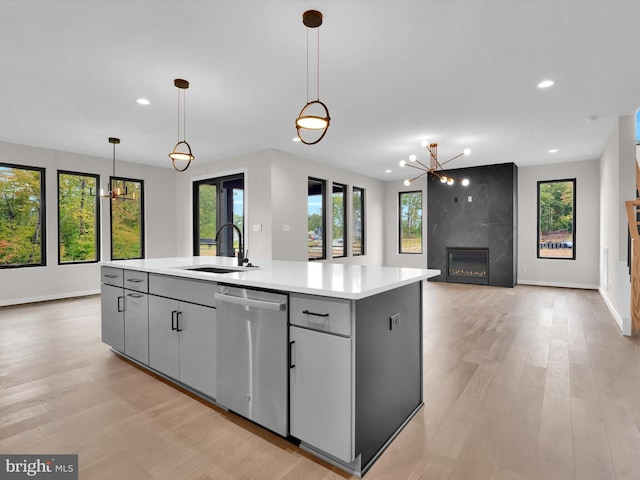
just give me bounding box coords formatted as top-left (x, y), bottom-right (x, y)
top-left (599, 115), bottom-right (636, 334)
top-left (174, 149), bottom-right (385, 265)
top-left (0, 141), bottom-right (177, 306)
top-left (517, 159), bottom-right (600, 289)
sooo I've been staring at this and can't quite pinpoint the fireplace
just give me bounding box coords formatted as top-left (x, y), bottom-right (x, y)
top-left (447, 248), bottom-right (489, 285)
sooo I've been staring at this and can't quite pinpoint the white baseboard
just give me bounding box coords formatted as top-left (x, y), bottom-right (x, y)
top-left (517, 280), bottom-right (599, 290)
top-left (0, 289), bottom-right (100, 307)
top-left (598, 287), bottom-right (631, 335)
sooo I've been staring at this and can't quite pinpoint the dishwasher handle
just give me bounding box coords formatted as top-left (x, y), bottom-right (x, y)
top-left (215, 292), bottom-right (286, 311)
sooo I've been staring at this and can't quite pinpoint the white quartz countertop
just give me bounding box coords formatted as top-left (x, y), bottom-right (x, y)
top-left (102, 256), bottom-right (440, 300)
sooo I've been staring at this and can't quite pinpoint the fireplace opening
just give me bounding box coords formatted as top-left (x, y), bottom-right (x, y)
top-left (447, 248), bottom-right (489, 285)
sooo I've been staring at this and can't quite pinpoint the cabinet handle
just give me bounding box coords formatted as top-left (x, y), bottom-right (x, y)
top-left (127, 293), bottom-right (143, 298)
top-left (302, 309), bottom-right (329, 318)
top-left (126, 278), bottom-right (143, 283)
top-left (289, 341), bottom-right (295, 368)
top-left (104, 274), bottom-right (118, 279)
top-left (176, 311), bottom-right (183, 332)
top-left (171, 310), bottom-right (178, 331)
top-left (117, 296), bottom-right (124, 312)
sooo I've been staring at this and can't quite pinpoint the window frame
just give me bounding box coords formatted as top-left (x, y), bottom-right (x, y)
top-left (398, 190), bottom-right (423, 255)
top-left (0, 162), bottom-right (46, 269)
top-left (332, 182), bottom-right (347, 259)
top-left (536, 178), bottom-right (576, 260)
top-left (308, 177), bottom-right (327, 261)
top-left (109, 176), bottom-right (145, 260)
top-left (192, 173), bottom-right (245, 257)
top-left (57, 170), bottom-right (101, 265)
top-left (352, 186), bottom-right (365, 256)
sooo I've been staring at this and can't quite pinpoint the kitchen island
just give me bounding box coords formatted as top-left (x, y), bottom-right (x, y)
top-left (100, 256), bottom-right (439, 477)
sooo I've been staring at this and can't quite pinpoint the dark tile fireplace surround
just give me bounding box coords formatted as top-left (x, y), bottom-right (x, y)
top-left (427, 163), bottom-right (517, 288)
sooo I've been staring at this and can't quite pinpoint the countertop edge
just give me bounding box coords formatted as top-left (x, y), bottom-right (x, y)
top-left (101, 258), bottom-right (440, 300)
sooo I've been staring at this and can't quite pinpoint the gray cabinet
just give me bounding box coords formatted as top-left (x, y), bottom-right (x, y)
top-left (101, 266), bottom-right (148, 364)
top-left (101, 283), bottom-right (124, 352)
top-left (148, 295), bottom-right (217, 399)
top-left (289, 293), bottom-right (354, 463)
top-left (290, 325), bottom-right (353, 462)
top-left (124, 290), bottom-right (148, 364)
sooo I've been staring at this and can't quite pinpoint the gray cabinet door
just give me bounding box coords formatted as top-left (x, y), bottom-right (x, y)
top-left (179, 302), bottom-right (217, 399)
top-left (124, 290), bottom-right (149, 364)
top-left (148, 295), bottom-right (180, 380)
top-left (289, 326), bottom-right (353, 462)
top-left (101, 284), bottom-right (124, 352)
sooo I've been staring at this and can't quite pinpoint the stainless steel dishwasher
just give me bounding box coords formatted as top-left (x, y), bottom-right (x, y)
top-left (215, 286), bottom-right (288, 436)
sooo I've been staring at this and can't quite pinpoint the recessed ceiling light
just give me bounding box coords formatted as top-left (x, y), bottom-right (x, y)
top-left (292, 137), bottom-right (301, 142)
top-left (537, 80), bottom-right (554, 89)
top-left (385, 169), bottom-right (392, 173)
top-left (549, 149), bottom-right (558, 153)
top-left (136, 98), bottom-right (150, 105)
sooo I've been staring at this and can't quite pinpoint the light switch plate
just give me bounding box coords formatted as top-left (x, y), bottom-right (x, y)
top-left (253, 224), bottom-right (262, 232)
top-left (282, 224), bottom-right (290, 232)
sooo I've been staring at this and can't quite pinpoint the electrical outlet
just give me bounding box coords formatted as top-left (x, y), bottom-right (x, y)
top-left (390, 313), bottom-right (400, 330)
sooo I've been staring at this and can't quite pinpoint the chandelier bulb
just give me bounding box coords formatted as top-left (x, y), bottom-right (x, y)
top-left (420, 139), bottom-right (429, 148)
top-left (403, 179), bottom-right (411, 186)
top-left (462, 178), bottom-right (470, 186)
top-left (447, 178), bottom-right (454, 185)
top-left (440, 176), bottom-right (448, 183)
top-left (464, 148), bottom-right (471, 156)
top-left (399, 160), bottom-right (406, 167)
top-left (409, 154), bottom-right (417, 162)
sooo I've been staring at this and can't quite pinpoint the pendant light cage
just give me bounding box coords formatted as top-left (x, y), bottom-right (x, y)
top-left (295, 10), bottom-right (331, 145)
top-left (169, 78), bottom-right (195, 172)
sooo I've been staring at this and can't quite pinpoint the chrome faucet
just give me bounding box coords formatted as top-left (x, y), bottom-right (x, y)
top-left (215, 223), bottom-right (246, 266)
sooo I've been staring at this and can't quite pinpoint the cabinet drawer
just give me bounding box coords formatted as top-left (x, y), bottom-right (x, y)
top-left (290, 293), bottom-right (352, 336)
top-left (124, 270), bottom-right (149, 293)
top-left (101, 266), bottom-right (123, 287)
top-left (149, 274), bottom-right (219, 307)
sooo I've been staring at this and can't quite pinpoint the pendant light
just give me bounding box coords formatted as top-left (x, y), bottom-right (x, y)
top-left (295, 10), bottom-right (331, 145)
top-left (169, 78), bottom-right (194, 172)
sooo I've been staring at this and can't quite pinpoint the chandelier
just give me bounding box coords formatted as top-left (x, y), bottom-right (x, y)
top-left (399, 141), bottom-right (471, 186)
top-left (98, 137), bottom-right (136, 200)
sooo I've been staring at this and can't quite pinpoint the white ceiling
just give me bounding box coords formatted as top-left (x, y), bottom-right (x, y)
top-left (2, 0), bottom-right (639, 180)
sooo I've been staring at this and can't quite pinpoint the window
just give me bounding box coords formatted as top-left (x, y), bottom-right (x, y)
top-left (537, 179), bottom-right (575, 259)
top-left (352, 187), bottom-right (365, 256)
top-left (332, 183), bottom-right (346, 258)
top-left (0, 163), bottom-right (46, 268)
top-left (308, 178), bottom-right (326, 260)
top-left (399, 191), bottom-right (422, 254)
top-left (193, 174), bottom-right (244, 257)
top-left (110, 177), bottom-right (144, 260)
top-left (58, 171), bottom-right (100, 264)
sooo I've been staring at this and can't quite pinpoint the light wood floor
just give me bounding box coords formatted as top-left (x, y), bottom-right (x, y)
top-left (1, 283), bottom-right (640, 479)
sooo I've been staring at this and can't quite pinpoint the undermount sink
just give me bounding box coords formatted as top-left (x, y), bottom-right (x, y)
top-left (185, 266), bottom-right (241, 274)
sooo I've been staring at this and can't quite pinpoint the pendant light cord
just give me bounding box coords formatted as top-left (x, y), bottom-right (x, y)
top-left (305, 26), bottom-right (322, 102)
top-left (176, 86), bottom-right (187, 142)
